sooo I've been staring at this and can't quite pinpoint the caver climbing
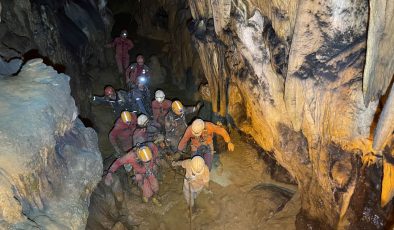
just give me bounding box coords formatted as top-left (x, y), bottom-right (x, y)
top-left (91, 85), bottom-right (134, 117)
top-left (178, 119), bottom-right (235, 170)
top-left (105, 144), bottom-right (162, 206)
top-left (164, 100), bottom-right (202, 153)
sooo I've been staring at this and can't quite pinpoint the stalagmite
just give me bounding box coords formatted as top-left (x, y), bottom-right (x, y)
top-left (372, 84), bottom-right (394, 207)
top-left (363, 0), bottom-right (394, 105)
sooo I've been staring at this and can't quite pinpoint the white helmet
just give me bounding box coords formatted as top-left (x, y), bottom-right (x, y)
top-left (191, 156), bottom-right (205, 175)
top-left (155, 90), bottom-right (165, 103)
top-left (191, 119), bottom-right (205, 136)
top-left (137, 114), bottom-right (149, 127)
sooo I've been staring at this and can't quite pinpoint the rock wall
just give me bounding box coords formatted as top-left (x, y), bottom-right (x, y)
top-left (0, 59), bottom-right (102, 229)
top-left (0, 0), bottom-right (112, 117)
top-left (187, 0), bottom-right (394, 228)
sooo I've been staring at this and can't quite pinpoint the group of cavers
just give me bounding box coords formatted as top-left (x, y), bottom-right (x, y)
top-left (93, 29), bottom-right (235, 211)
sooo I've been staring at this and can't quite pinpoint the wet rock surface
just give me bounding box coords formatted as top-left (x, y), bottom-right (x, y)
top-left (0, 59), bottom-right (102, 229)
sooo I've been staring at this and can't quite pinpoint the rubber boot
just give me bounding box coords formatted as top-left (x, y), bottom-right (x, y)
top-left (152, 197), bottom-right (162, 207)
top-left (142, 196), bottom-right (148, 203)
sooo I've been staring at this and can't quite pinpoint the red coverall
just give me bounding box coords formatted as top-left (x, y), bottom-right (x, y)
top-left (108, 143), bottom-right (160, 199)
top-left (109, 114), bottom-right (137, 153)
top-left (151, 99), bottom-right (172, 128)
top-left (109, 37), bottom-right (134, 73)
top-left (178, 122), bottom-right (231, 170)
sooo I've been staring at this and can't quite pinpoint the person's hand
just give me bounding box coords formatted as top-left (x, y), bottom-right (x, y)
top-left (171, 161), bottom-right (179, 167)
top-left (227, 142), bottom-right (235, 151)
top-left (105, 173), bottom-right (113, 186)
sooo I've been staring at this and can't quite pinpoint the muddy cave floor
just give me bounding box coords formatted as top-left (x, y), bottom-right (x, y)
top-left (86, 65), bottom-right (300, 229)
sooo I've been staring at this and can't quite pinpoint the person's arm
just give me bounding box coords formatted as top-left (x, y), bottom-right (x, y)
top-left (91, 96), bottom-right (111, 105)
top-left (108, 153), bottom-right (132, 173)
top-left (177, 128), bottom-right (192, 151)
top-left (127, 39), bottom-right (134, 50)
top-left (209, 123), bottom-right (234, 151)
top-left (184, 102), bottom-right (203, 115)
top-left (109, 121), bottom-right (123, 155)
top-left (105, 38), bottom-right (117, 48)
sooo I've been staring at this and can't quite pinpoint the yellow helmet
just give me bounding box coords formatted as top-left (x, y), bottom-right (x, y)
top-left (191, 119), bottom-right (205, 136)
top-left (191, 156), bottom-right (205, 175)
top-left (121, 111), bottom-right (133, 124)
top-left (137, 146), bottom-right (153, 162)
top-left (172, 100), bottom-right (184, 115)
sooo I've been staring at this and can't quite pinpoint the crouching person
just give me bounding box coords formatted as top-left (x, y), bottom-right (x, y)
top-left (172, 156), bottom-right (209, 211)
top-left (105, 144), bottom-right (162, 206)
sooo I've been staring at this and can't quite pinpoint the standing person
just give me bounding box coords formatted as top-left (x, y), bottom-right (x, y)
top-left (177, 119), bottom-right (235, 170)
top-left (151, 90), bottom-right (172, 129)
top-left (125, 54), bottom-right (150, 90)
top-left (91, 86), bottom-right (133, 117)
top-left (105, 29), bottom-right (134, 74)
top-left (172, 156), bottom-right (209, 210)
top-left (130, 75), bottom-right (152, 116)
top-left (109, 111), bottom-right (137, 157)
top-left (164, 100), bottom-right (202, 152)
top-left (105, 144), bottom-right (162, 206)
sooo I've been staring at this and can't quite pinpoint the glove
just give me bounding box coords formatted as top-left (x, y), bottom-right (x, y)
top-left (227, 142), bottom-right (235, 151)
top-left (105, 173), bottom-right (113, 186)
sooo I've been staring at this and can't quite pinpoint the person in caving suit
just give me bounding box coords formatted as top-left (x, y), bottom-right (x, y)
top-left (105, 29), bottom-right (134, 74)
top-left (177, 119), bottom-right (235, 170)
top-left (105, 144), bottom-right (162, 206)
top-left (164, 100), bottom-right (202, 153)
top-left (130, 75), bottom-right (152, 116)
top-left (109, 111), bottom-right (137, 157)
top-left (172, 155), bottom-right (210, 210)
top-left (151, 90), bottom-right (172, 130)
top-left (125, 54), bottom-right (150, 90)
top-left (132, 114), bottom-right (162, 144)
top-left (91, 85), bottom-right (133, 118)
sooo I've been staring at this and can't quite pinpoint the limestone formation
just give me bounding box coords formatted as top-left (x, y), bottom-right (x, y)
top-left (0, 59), bottom-right (102, 229)
top-left (187, 0), bottom-right (393, 228)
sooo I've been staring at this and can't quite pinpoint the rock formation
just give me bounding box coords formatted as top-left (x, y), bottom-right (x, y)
top-left (185, 0), bottom-right (394, 228)
top-left (0, 59), bottom-right (102, 229)
top-left (0, 0), bottom-right (111, 117)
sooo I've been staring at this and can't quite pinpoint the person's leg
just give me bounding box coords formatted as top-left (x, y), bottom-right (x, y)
top-left (122, 55), bottom-right (129, 72)
top-left (183, 183), bottom-right (194, 207)
top-left (149, 175), bottom-right (159, 194)
top-left (142, 177), bottom-right (154, 200)
top-left (115, 54), bottom-right (123, 74)
top-left (204, 152), bottom-right (213, 170)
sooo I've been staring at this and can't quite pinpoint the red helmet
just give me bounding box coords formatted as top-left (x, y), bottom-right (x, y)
top-left (104, 86), bottom-right (115, 97)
